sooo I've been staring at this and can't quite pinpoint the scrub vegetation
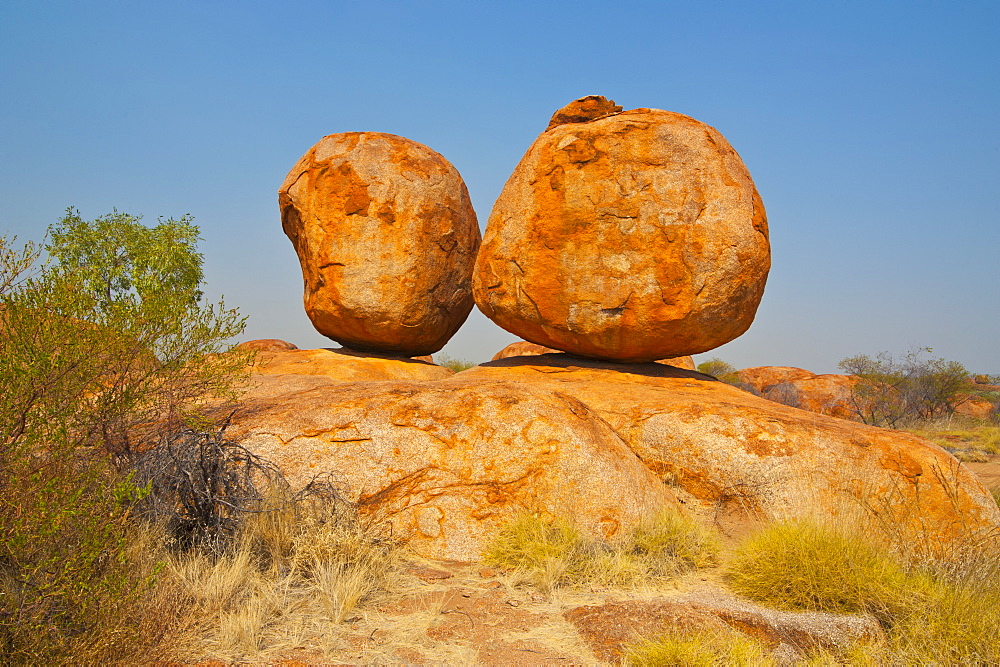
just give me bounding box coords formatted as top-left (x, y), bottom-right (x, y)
top-left (0, 214), bottom-right (399, 663)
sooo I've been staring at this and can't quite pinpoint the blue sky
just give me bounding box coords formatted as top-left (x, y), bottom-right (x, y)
top-left (2, 1), bottom-right (997, 373)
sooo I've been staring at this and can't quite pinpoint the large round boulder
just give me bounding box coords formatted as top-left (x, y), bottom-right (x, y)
top-left (473, 96), bottom-right (770, 362)
top-left (280, 132), bottom-right (481, 356)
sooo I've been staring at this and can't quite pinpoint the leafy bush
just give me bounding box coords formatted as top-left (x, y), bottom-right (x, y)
top-left (696, 357), bottom-right (740, 384)
top-left (436, 354), bottom-right (477, 372)
top-left (0, 210), bottom-right (250, 661)
top-left (484, 509), bottom-right (720, 593)
top-left (839, 347), bottom-right (972, 427)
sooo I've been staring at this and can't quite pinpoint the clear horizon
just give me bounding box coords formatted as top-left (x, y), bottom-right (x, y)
top-left (2, 1), bottom-right (997, 374)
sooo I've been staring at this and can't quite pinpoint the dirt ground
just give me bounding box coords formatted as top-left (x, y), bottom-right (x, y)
top-left (966, 456), bottom-right (1000, 492)
top-left (243, 561), bottom-right (733, 665)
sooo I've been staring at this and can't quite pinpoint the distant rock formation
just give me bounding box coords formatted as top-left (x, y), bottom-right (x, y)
top-left (474, 96), bottom-right (770, 362)
top-left (737, 366), bottom-right (858, 421)
top-left (279, 132), bottom-right (481, 357)
top-left (236, 338), bottom-right (299, 352)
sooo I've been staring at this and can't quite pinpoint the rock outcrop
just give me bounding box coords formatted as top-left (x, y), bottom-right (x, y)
top-left (236, 338), bottom-right (299, 352)
top-left (492, 342), bottom-right (695, 370)
top-left (460, 356), bottom-right (1000, 547)
top-left (491, 341), bottom-right (559, 361)
top-left (253, 347), bottom-right (453, 383)
top-left (473, 96), bottom-right (770, 362)
top-left (280, 132), bottom-right (481, 356)
top-left (230, 351), bottom-right (999, 560)
top-left (566, 591), bottom-right (884, 662)
top-left (230, 370), bottom-right (679, 561)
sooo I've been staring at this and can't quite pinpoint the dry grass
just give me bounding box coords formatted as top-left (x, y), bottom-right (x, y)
top-left (903, 418), bottom-right (1000, 458)
top-left (624, 628), bottom-right (775, 666)
top-left (162, 499), bottom-right (400, 663)
top-left (723, 518), bottom-right (1000, 664)
top-left (483, 508), bottom-right (720, 593)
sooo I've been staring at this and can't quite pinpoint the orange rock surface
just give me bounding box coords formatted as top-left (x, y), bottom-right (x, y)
top-left (738, 366), bottom-right (816, 391)
top-left (252, 347), bottom-right (453, 383)
top-left (236, 338), bottom-right (299, 352)
top-left (953, 396), bottom-right (995, 419)
top-left (739, 366), bottom-right (859, 420)
top-left (491, 341), bottom-right (559, 360)
top-left (229, 375), bottom-right (679, 561)
top-left (460, 356), bottom-right (1000, 546)
top-left (227, 353), bottom-right (997, 560)
top-left (280, 132), bottom-right (481, 356)
top-left (474, 97), bottom-right (770, 362)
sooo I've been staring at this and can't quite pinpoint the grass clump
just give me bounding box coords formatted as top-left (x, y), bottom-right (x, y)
top-left (624, 629), bottom-right (775, 666)
top-left (725, 519), bottom-right (1000, 663)
top-left (905, 420), bottom-right (1000, 456)
top-left (725, 520), bottom-right (919, 626)
top-left (484, 508), bottom-right (719, 592)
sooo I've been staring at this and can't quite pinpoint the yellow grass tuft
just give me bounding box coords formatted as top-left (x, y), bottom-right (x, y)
top-left (483, 508), bottom-right (720, 593)
top-left (724, 518), bottom-right (1000, 663)
top-left (624, 628), bottom-right (775, 666)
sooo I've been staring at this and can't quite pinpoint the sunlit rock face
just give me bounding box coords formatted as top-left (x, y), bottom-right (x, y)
top-left (280, 132), bottom-right (480, 357)
top-left (474, 96), bottom-right (770, 362)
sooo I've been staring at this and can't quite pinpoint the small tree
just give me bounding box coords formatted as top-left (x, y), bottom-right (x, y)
top-left (696, 357), bottom-right (740, 384)
top-left (838, 348), bottom-right (971, 427)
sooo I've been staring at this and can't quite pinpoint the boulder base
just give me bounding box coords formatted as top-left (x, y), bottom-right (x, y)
top-left (228, 351), bottom-right (998, 560)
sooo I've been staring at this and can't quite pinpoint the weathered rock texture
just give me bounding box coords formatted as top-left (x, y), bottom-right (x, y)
top-left (474, 96), bottom-right (770, 362)
top-left (566, 591), bottom-right (883, 662)
top-left (231, 366), bottom-right (679, 561)
top-left (228, 352), bottom-right (998, 560)
top-left (236, 338), bottom-right (299, 352)
top-left (253, 347), bottom-right (453, 383)
top-left (460, 357), bottom-right (1000, 547)
top-left (491, 341), bottom-right (559, 361)
top-left (280, 132), bottom-right (481, 356)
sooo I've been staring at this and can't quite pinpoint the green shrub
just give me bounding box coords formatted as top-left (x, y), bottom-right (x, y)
top-left (696, 357), bottom-right (740, 385)
top-left (839, 347), bottom-right (973, 427)
top-left (436, 354), bottom-right (477, 372)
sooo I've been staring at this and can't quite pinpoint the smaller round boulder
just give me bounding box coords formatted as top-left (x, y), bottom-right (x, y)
top-left (280, 132), bottom-right (481, 357)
